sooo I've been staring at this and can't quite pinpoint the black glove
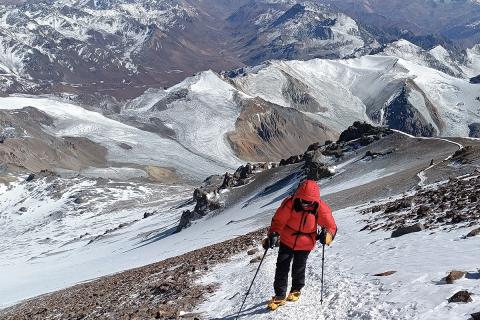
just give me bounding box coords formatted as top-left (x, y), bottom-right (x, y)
top-left (317, 229), bottom-right (334, 245)
top-left (262, 232), bottom-right (279, 249)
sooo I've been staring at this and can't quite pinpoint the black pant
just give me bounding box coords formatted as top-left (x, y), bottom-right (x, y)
top-left (273, 243), bottom-right (311, 298)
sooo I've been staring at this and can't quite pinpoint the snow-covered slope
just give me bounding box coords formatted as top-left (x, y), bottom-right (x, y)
top-left (198, 204), bottom-right (480, 319)
top-left (0, 130), bottom-right (474, 310)
top-left (0, 95), bottom-right (242, 179)
top-left (125, 42), bottom-right (480, 142)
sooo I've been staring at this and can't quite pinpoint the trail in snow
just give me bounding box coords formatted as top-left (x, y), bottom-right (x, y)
top-left (416, 138), bottom-right (463, 186)
top-left (390, 130), bottom-right (464, 186)
top-left (197, 205), bottom-right (480, 320)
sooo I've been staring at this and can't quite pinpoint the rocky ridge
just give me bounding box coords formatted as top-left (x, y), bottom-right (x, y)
top-left (177, 121), bottom-right (393, 232)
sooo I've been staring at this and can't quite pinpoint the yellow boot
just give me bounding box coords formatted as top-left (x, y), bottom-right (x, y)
top-left (287, 291), bottom-right (301, 302)
top-left (267, 296), bottom-right (286, 310)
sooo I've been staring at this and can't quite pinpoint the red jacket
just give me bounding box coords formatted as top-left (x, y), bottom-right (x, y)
top-left (268, 180), bottom-right (337, 251)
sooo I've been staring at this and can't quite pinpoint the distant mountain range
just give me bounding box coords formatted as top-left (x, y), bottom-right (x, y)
top-left (2, 0), bottom-right (478, 98)
top-left (0, 0), bottom-right (379, 97)
top-left (324, 0), bottom-right (480, 48)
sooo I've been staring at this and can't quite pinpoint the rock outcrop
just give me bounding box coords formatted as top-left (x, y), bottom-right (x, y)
top-left (391, 223), bottom-right (425, 238)
top-left (448, 290), bottom-right (473, 303)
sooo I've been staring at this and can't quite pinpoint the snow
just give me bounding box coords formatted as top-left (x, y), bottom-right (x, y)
top-left (0, 165), bottom-right (299, 308)
top-left (197, 205), bottom-right (480, 319)
top-left (0, 130), bottom-right (476, 320)
top-left (0, 95), bottom-right (239, 179)
top-left (232, 51), bottom-right (480, 137)
top-left (124, 71), bottom-right (245, 169)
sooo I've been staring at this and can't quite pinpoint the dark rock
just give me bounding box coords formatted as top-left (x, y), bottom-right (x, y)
top-left (338, 121), bottom-right (392, 143)
top-left (451, 214), bottom-right (465, 224)
top-left (416, 205), bottom-right (431, 217)
top-left (25, 173), bottom-right (35, 182)
top-left (73, 196), bottom-right (85, 204)
top-left (322, 143), bottom-right (344, 158)
top-left (176, 210), bottom-right (203, 233)
top-left (19, 207), bottom-right (27, 213)
top-left (306, 142), bottom-right (321, 151)
top-left (384, 199), bottom-right (411, 213)
top-left (359, 135), bottom-right (375, 146)
top-left (466, 227), bottom-right (480, 237)
top-left (373, 271), bottom-right (397, 276)
top-left (143, 211), bottom-right (156, 219)
top-left (469, 123), bottom-right (480, 138)
top-left (118, 142), bottom-right (132, 150)
top-left (247, 248), bottom-right (259, 255)
top-left (279, 154), bottom-right (304, 166)
top-left (383, 87), bottom-right (436, 136)
top-left (445, 271), bottom-right (466, 284)
top-left (194, 193), bottom-right (221, 215)
top-left (220, 172), bottom-right (234, 189)
top-left (448, 290), bottom-right (473, 303)
top-left (304, 149), bottom-right (333, 180)
top-left (470, 75), bottom-right (480, 84)
top-left (234, 163), bottom-right (253, 180)
top-left (391, 223), bottom-right (425, 238)
top-left (471, 312), bottom-right (480, 320)
top-left (249, 256), bottom-right (262, 264)
top-left (359, 225), bottom-right (370, 232)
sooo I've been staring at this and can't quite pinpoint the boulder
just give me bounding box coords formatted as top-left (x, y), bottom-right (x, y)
top-left (143, 211), bottom-right (156, 219)
top-left (391, 223), bottom-right (425, 238)
top-left (448, 290), bottom-right (473, 303)
top-left (25, 173), bottom-right (35, 182)
top-left (279, 155), bottom-right (303, 166)
top-left (384, 199), bottom-right (412, 213)
top-left (220, 172), bottom-right (235, 189)
top-left (234, 163), bottom-right (253, 180)
top-left (306, 142), bottom-right (321, 151)
top-left (249, 256), bottom-right (262, 264)
top-left (247, 248), bottom-right (259, 256)
top-left (176, 210), bottom-right (203, 233)
top-left (466, 227), bottom-right (480, 237)
top-left (471, 312), bottom-right (480, 320)
top-left (445, 271), bottom-right (466, 284)
top-left (304, 149), bottom-right (333, 180)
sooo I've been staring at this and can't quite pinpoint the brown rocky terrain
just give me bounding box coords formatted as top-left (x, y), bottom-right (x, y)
top-left (227, 97), bottom-right (336, 162)
top-left (360, 173), bottom-right (480, 234)
top-left (0, 229), bottom-right (267, 320)
top-left (0, 107), bottom-right (107, 173)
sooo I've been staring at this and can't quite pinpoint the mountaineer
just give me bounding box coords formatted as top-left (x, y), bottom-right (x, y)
top-left (262, 179), bottom-right (337, 310)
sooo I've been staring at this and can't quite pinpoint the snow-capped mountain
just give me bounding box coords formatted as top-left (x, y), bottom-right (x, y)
top-left (1, 39), bottom-right (478, 184)
top-left (123, 39), bottom-right (480, 159)
top-left (0, 0), bottom-right (380, 97)
top-left (226, 1), bottom-right (379, 64)
top-left (324, 0), bottom-right (480, 48)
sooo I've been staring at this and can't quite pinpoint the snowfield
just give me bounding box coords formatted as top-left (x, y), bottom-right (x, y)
top-left (197, 205), bottom-right (480, 320)
top-left (0, 95), bottom-right (241, 179)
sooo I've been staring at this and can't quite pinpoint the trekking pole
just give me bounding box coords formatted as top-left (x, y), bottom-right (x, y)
top-left (235, 248), bottom-right (269, 320)
top-left (320, 243), bottom-right (325, 305)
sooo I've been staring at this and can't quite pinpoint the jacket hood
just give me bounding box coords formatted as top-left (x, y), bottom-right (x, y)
top-left (293, 179), bottom-right (321, 203)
